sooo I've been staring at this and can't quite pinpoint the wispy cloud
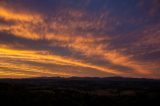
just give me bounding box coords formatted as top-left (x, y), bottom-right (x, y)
top-left (0, 0), bottom-right (159, 78)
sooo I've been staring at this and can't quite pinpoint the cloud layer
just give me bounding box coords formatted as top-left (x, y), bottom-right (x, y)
top-left (0, 0), bottom-right (160, 78)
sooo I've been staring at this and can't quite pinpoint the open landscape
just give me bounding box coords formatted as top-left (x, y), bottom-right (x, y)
top-left (0, 77), bottom-right (160, 106)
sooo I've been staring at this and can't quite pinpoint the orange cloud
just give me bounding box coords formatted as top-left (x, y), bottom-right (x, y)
top-left (0, 47), bottom-right (126, 77)
top-left (0, 7), bottom-right (42, 22)
top-left (63, 36), bottom-right (152, 75)
top-left (0, 24), bottom-right (41, 40)
top-left (0, 71), bottom-right (37, 78)
top-left (0, 2), bottom-right (158, 79)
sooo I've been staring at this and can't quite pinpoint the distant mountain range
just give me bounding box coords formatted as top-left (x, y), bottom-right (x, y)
top-left (0, 76), bottom-right (159, 84)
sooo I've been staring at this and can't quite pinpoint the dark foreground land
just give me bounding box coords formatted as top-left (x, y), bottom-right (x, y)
top-left (0, 77), bottom-right (160, 106)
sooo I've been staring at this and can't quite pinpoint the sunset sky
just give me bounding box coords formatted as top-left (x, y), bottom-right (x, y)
top-left (0, 0), bottom-right (159, 78)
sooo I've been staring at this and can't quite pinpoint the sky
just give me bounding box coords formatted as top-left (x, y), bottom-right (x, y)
top-left (0, 0), bottom-right (160, 79)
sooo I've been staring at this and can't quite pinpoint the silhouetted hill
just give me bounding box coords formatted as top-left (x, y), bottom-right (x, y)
top-left (0, 76), bottom-right (159, 82)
